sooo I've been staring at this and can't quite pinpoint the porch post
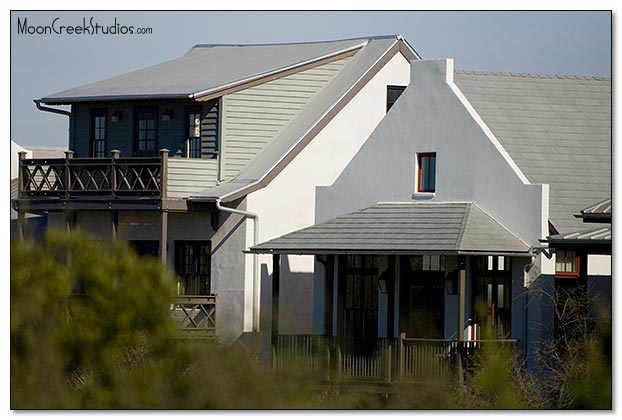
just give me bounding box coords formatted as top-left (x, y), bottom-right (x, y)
top-left (325, 255), bottom-right (335, 336)
top-left (16, 151), bottom-right (26, 240)
top-left (387, 255), bottom-right (396, 339)
top-left (111, 211), bottom-right (119, 242)
top-left (457, 256), bottom-right (466, 341)
top-left (159, 149), bottom-right (169, 265)
top-left (159, 210), bottom-right (168, 265)
top-left (271, 254), bottom-right (281, 356)
top-left (17, 210), bottom-right (26, 241)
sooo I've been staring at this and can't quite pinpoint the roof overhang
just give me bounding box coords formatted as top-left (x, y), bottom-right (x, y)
top-left (250, 202), bottom-right (531, 256)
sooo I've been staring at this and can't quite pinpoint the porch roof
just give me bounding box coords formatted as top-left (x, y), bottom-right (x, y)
top-left (547, 225), bottom-right (612, 245)
top-left (250, 202), bottom-right (530, 255)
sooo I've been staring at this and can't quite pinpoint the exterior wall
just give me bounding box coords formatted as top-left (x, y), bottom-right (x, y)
top-left (316, 59), bottom-right (547, 247)
top-left (588, 254), bottom-right (611, 275)
top-left (246, 52), bottom-right (412, 334)
top-left (45, 207), bottom-right (248, 342)
top-left (70, 99), bottom-right (218, 158)
top-left (221, 56), bottom-right (353, 181)
top-left (167, 159), bottom-right (219, 198)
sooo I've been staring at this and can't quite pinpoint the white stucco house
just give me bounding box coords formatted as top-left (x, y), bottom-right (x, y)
top-left (253, 59), bottom-right (611, 379)
top-left (12, 35), bottom-right (418, 342)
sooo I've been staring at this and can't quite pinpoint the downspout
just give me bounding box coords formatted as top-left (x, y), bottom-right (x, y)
top-left (215, 199), bottom-right (261, 332)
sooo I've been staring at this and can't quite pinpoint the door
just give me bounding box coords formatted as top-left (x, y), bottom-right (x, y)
top-left (472, 256), bottom-right (512, 337)
top-left (399, 256), bottom-right (445, 338)
top-left (174, 241), bottom-right (211, 296)
top-left (134, 108), bottom-right (158, 157)
top-left (342, 255), bottom-right (379, 338)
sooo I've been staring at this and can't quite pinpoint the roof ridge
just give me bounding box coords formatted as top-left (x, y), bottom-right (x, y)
top-left (455, 69), bottom-right (610, 81)
top-left (192, 35), bottom-right (398, 49)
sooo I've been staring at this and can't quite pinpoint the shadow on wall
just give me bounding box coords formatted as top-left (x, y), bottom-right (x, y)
top-left (260, 257), bottom-right (315, 336)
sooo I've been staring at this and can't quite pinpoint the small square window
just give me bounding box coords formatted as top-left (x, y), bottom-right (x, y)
top-left (417, 152), bottom-right (436, 193)
top-left (556, 251), bottom-right (579, 277)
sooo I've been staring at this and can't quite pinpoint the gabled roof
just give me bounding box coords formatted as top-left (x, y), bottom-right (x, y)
top-left (454, 71), bottom-right (611, 234)
top-left (40, 36), bottom-right (416, 104)
top-left (193, 36), bottom-right (414, 202)
top-left (251, 202), bottom-right (529, 255)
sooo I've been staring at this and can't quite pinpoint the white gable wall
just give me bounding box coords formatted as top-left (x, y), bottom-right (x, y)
top-left (245, 52), bottom-right (411, 333)
top-left (316, 59), bottom-right (548, 248)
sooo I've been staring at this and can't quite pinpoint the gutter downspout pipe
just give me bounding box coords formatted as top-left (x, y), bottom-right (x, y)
top-left (215, 199), bottom-right (261, 332)
top-left (34, 100), bottom-right (72, 117)
top-left (34, 100), bottom-right (73, 149)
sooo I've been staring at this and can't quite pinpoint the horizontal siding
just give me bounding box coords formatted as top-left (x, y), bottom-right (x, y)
top-left (222, 56), bottom-right (352, 180)
top-left (166, 158), bottom-right (219, 198)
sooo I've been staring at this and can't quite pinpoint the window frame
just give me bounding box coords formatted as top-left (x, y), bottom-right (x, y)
top-left (186, 108), bottom-right (203, 159)
top-left (386, 85), bottom-right (406, 112)
top-left (417, 152), bottom-right (437, 193)
top-left (133, 107), bottom-right (158, 157)
top-left (555, 250), bottom-right (580, 278)
top-left (174, 240), bottom-right (212, 296)
top-left (90, 109), bottom-right (108, 158)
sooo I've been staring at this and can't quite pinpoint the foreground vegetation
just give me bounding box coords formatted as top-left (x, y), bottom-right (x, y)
top-left (10, 231), bottom-right (611, 409)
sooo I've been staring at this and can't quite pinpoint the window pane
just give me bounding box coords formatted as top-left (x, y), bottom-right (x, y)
top-left (427, 156), bottom-right (436, 190)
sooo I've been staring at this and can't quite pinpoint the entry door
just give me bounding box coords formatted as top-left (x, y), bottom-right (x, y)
top-left (472, 256), bottom-right (512, 337)
top-left (400, 270), bottom-right (445, 338)
top-left (134, 108), bottom-right (158, 157)
top-left (174, 241), bottom-right (211, 296)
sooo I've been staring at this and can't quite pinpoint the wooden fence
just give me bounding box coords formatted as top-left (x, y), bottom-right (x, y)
top-left (274, 334), bottom-right (518, 383)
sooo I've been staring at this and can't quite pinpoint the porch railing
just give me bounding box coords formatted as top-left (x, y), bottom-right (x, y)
top-left (170, 295), bottom-right (216, 335)
top-left (17, 150), bottom-right (168, 199)
top-left (274, 334), bottom-right (518, 383)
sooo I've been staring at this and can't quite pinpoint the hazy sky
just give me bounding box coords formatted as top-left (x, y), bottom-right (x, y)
top-left (10, 10), bottom-right (612, 148)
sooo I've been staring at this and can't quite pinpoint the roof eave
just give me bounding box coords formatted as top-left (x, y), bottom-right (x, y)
top-left (39, 93), bottom-right (191, 105)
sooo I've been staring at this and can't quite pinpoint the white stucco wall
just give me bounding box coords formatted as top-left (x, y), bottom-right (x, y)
top-left (588, 254), bottom-right (611, 276)
top-left (246, 52), bottom-right (412, 334)
top-left (317, 59), bottom-right (547, 248)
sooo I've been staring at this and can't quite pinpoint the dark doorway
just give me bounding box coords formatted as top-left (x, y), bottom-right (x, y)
top-left (342, 255), bottom-right (379, 338)
top-left (472, 256), bottom-right (512, 337)
top-left (134, 108), bottom-right (158, 157)
top-left (399, 256), bottom-right (445, 338)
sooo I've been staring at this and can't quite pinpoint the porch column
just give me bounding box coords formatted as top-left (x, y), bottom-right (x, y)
top-left (325, 255), bottom-right (335, 336)
top-left (271, 253), bottom-right (281, 350)
top-left (159, 210), bottom-right (168, 265)
top-left (159, 148), bottom-right (169, 265)
top-left (16, 151), bottom-right (26, 240)
top-left (17, 210), bottom-right (26, 241)
top-left (457, 256), bottom-right (466, 341)
top-left (387, 255), bottom-right (396, 338)
top-left (111, 211), bottom-right (119, 242)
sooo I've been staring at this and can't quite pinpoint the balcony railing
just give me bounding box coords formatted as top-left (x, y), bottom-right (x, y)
top-left (170, 295), bottom-right (216, 336)
top-left (274, 334), bottom-right (518, 383)
top-left (17, 149), bottom-right (168, 199)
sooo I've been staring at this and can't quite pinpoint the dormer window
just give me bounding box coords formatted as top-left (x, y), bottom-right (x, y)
top-left (417, 152), bottom-right (436, 193)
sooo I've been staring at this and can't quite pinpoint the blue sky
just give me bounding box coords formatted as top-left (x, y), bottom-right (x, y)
top-left (10, 10), bottom-right (611, 148)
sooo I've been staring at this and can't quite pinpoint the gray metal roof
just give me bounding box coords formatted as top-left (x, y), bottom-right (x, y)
top-left (579, 197), bottom-right (611, 215)
top-left (40, 37), bottom-right (384, 104)
top-left (193, 36), bottom-right (405, 201)
top-left (251, 202), bottom-right (529, 255)
top-left (454, 71), bottom-right (611, 234)
top-left (547, 224), bottom-right (611, 245)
